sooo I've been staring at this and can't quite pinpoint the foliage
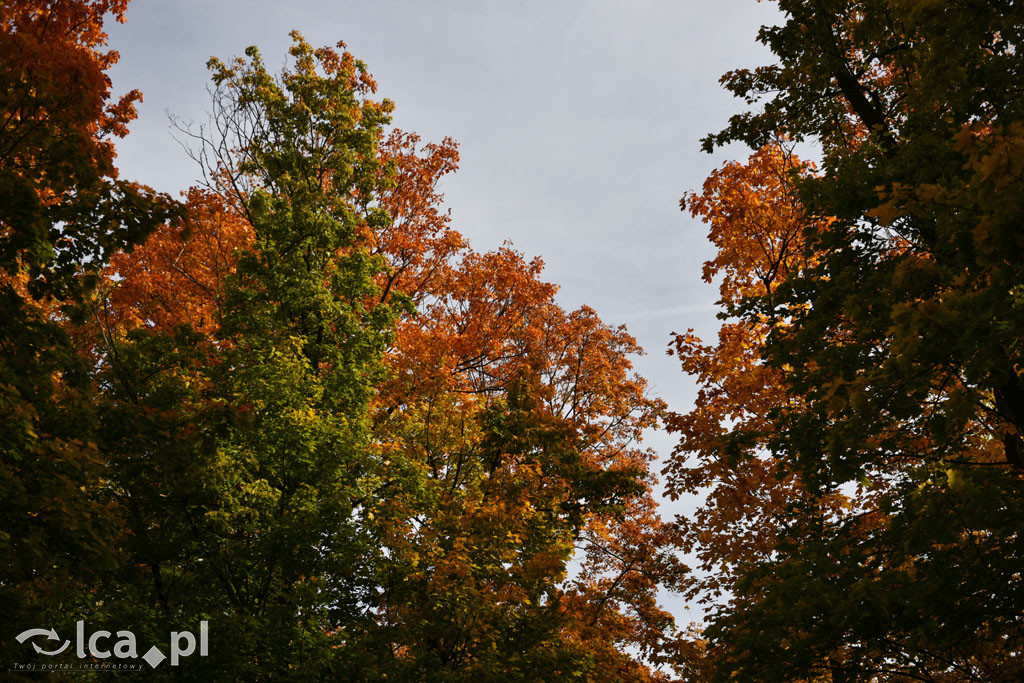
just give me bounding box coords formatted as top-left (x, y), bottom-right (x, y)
top-left (78, 30), bottom-right (684, 681)
top-left (665, 143), bottom-right (833, 607)
top-left (671, 1), bottom-right (1024, 680)
top-left (85, 33), bottom-right (403, 679)
top-left (0, 1), bottom-right (176, 672)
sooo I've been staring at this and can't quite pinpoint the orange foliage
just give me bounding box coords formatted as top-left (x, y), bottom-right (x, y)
top-left (0, 0), bottom-right (137, 171)
top-left (373, 130), bottom-right (465, 304)
top-left (665, 144), bottom-right (843, 606)
top-left (100, 118), bottom-right (681, 674)
top-left (0, 0), bottom-right (176, 301)
top-left (103, 189), bottom-right (253, 336)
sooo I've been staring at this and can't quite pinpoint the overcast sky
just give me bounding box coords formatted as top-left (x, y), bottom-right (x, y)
top-left (106, 0), bottom-right (783, 624)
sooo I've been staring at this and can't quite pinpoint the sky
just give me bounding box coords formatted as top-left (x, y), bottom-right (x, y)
top-left (105, 0), bottom-right (783, 624)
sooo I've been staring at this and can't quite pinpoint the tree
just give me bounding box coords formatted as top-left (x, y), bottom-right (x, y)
top-left (0, 1), bottom-right (176, 671)
top-left (673, 1), bottom-right (1024, 680)
top-left (665, 142), bottom-right (828, 620)
top-left (91, 34), bottom-right (684, 680)
top-left (87, 34), bottom-right (399, 679)
top-left (359, 242), bottom-right (680, 681)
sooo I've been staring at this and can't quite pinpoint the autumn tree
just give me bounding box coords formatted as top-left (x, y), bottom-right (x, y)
top-left (672, 1), bottom-right (1024, 680)
top-left (665, 142), bottom-right (823, 633)
top-left (310, 130), bottom-right (683, 680)
top-left (0, 0), bottom-right (176, 671)
top-left (89, 33), bottom-right (684, 680)
top-left (105, 135), bottom-right (682, 683)
top-left (356, 241), bottom-right (680, 681)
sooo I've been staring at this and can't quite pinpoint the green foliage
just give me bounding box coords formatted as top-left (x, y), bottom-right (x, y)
top-left (91, 34), bottom-right (400, 679)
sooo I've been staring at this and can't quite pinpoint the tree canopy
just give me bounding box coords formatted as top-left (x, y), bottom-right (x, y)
top-left (2, 5), bottom-right (682, 680)
top-left (7, 2), bottom-right (1023, 681)
top-left (669, 1), bottom-right (1024, 680)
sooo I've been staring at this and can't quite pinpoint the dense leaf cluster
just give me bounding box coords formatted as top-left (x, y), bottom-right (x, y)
top-left (670, 1), bottom-right (1024, 680)
top-left (1, 3), bottom-right (681, 681)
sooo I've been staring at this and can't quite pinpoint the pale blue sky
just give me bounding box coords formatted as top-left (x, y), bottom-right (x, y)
top-left (106, 0), bottom-right (782, 624)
